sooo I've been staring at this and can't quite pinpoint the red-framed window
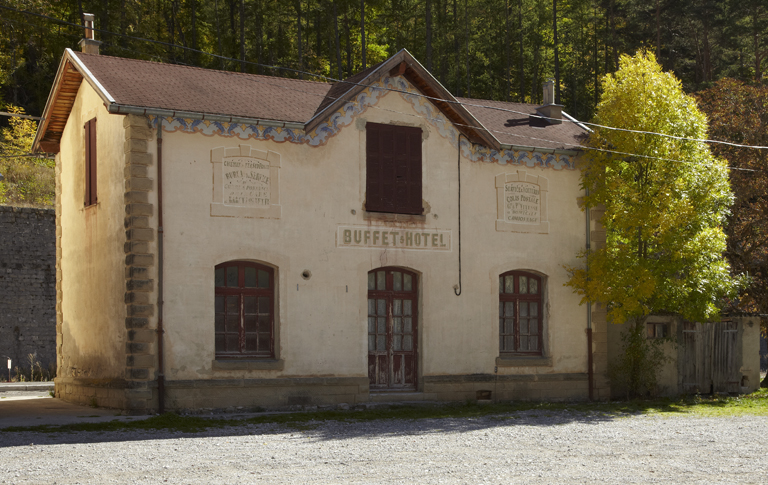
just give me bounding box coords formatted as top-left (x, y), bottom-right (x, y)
top-left (499, 271), bottom-right (543, 355)
top-left (84, 118), bottom-right (97, 206)
top-left (365, 122), bottom-right (423, 215)
top-left (214, 261), bottom-right (274, 359)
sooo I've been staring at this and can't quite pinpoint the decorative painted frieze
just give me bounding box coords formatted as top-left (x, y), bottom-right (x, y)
top-left (150, 76), bottom-right (576, 171)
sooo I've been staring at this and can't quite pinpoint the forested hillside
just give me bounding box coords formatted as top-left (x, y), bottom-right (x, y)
top-left (0, 0), bottom-right (766, 121)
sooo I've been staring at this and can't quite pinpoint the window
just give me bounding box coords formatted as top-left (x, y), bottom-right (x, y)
top-left (84, 117), bottom-right (97, 206)
top-left (365, 122), bottom-right (422, 214)
top-left (647, 322), bottom-right (668, 339)
top-left (499, 271), bottom-right (542, 355)
top-left (214, 261), bottom-right (274, 359)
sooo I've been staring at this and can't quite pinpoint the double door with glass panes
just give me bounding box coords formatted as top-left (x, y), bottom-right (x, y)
top-left (367, 268), bottom-right (418, 390)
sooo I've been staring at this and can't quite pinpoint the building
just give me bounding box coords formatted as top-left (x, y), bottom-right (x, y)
top-left (33, 29), bottom-right (757, 414)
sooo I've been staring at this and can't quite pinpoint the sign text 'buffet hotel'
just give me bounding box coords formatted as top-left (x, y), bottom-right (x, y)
top-left (337, 225), bottom-right (451, 251)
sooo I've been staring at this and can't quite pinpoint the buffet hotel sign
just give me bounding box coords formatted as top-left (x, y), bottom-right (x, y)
top-left (337, 225), bottom-right (451, 251)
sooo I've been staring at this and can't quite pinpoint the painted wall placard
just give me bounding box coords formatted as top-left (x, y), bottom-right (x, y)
top-left (496, 170), bottom-right (549, 234)
top-left (210, 145), bottom-right (281, 219)
top-left (337, 225), bottom-right (451, 251)
top-left (504, 181), bottom-right (541, 224)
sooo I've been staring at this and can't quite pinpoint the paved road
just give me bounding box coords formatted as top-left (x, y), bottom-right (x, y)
top-left (1, 399), bottom-right (766, 484)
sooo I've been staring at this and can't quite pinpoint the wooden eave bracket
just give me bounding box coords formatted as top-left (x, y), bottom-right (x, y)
top-left (389, 61), bottom-right (407, 77)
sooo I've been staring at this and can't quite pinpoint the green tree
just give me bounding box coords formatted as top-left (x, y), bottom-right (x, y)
top-left (566, 51), bottom-right (739, 396)
top-left (0, 105), bottom-right (53, 206)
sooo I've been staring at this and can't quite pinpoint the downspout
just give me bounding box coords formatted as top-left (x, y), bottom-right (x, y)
top-left (454, 134), bottom-right (467, 296)
top-left (585, 187), bottom-right (594, 400)
top-left (156, 121), bottom-right (165, 414)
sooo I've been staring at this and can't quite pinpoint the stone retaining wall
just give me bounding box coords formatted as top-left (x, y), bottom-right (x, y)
top-left (0, 206), bottom-right (56, 372)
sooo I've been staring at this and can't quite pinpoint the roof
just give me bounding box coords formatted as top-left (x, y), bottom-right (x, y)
top-left (33, 48), bottom-right (588, 153)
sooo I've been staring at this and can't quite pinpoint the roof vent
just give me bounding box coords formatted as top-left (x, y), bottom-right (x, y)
top-left (535, 78), bottom-right (562, 125)
top-left (78, 13), bottom-right (101, 55)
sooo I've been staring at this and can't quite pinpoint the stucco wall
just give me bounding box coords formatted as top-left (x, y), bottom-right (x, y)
top-left (0, 206), bottom-right (56, 372)
top-left (155, 84), bottom-right (589, 395)
top-left (57, 81), bottom-right (128, 380)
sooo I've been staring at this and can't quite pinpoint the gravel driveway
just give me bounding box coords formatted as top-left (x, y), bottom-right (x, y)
top-left (1, 411), bottom-right (766, 484)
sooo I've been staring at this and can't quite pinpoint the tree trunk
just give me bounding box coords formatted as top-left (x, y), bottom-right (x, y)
top-left (215, 0), bottom-right (224, 68)
top-left (655, 0), bottom-right (661, 60)
top-left (345, 9), bottom-right (352, 76)
top-left (426, 0), bottom-right (433, 71)
top-left (454, 0), bottom-right (459, 95)
top-left (553, 0), bottom-right (560, 104)
top-left (465, 0), bottom-right (470, 98)
top-left (333, 1), bottom-right (342, 79)
top-left (297, 0), bottom-right (303, 79)
top-left (518, 0), bottom-right (524, 102)
top-left (239, 0), bottom-right (245, 71)
top-left (505, 0), bottom-right (510, 101)
top-left (360, 0), bottom-right (366, 69)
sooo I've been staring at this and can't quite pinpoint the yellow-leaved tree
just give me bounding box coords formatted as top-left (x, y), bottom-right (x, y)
top-left (0, 105), bottom-right (53, 207)
top-left (566, 51), bottom-right (740, 397)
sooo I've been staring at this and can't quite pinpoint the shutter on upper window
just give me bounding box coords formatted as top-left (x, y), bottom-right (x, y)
top-left (84, 118), bottom-right (97, 206)
top-left (366, 123), bottom-right (422, 215)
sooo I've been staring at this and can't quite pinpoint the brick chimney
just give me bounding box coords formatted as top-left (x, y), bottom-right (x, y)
top-left (78, 13), bottom-right (101, 55)
top-left (536, 78), bottom-right (562, 125)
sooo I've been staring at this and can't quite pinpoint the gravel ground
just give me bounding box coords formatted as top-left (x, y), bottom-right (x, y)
top-left (1, 411), bottom-right (767, 484)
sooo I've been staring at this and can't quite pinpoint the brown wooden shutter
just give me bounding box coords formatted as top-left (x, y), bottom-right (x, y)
top-left (366, 123), bottom-right (422, 214)
top-left (84, 118), bottom-right (97, 206)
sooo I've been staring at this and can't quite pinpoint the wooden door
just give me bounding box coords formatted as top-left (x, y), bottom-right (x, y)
top-left (367, 268), bottom-right (417, 390)
top-left (712, 321), bottom-right (740, 393)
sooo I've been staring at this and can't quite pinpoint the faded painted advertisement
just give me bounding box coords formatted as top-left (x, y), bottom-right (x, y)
top-left (337, 225), bottom-right (451, 251)
top-left (222, 156), bottom-right (271, 207)
top-left (504, 181), bottom-right (540, 225)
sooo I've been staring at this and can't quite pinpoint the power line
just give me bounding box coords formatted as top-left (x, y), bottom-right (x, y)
top-left (0, 111), bottom-right (42, 121)
top-left (5, 3), bottom-right (768, 152)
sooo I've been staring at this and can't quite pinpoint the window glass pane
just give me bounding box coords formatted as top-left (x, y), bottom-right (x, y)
top-left (258, 270), bottom-right (270, 289)
top-left (377, 335), bottom-right (386, 351)
top-left (377, 299), bottom-right (386, 316)
top-left (530, 302), bottom-right (538, 317)
top-left (215, 334), bottom-right (225, 352)
top-left (258, 315), bottom-right (270, 332)
top-left (215, 314), bottom-right (225, 332)
top-left (368, 272), bottom-right (375, 290)
top-left (529, 278), bottom-right (538, 294)
top-left (529, 321), bottom-right (539, 335)
top-left (377, 317), bottom-right (386, 334)
top-left (377, 271), bottom-right (386, 290)
top-left (226, 314), bottom-right (239, 332)
top-left (403, 273), bottom-right (413, 291)
top-left (226, 335), bottom-right (239, 351)
top-left (529, 337), bottom-right (539, 350)
top-left (499, 276), bottom-right (504, 294)
top-left (244, 267), bottom-right (257, 288)
top-left (258, 336), bottom-right (270, 352)
top-left (404, 300), bottom-right (412, 315)
top-left (403, 335), bottom-right (413, 351)
top-left (368, 335), bottom-right (375, 351)
top-left (246, 336), bottom-right (258, 351)
top-left (243, 296), bottom-right (257, 314)
top-left (505, 336), bottom-right (514, 351)
top-left (368, 317), bottom-right (376, 333)
top-left (226, 295), bottom-right (239, 313)
top-left (393, 317), bottom-right (402, 334)
top-left (244, 315), bottom-right (258, 332)
top-left (519, 276), bottom-right (528, 294)
top-left (215, 295), bottom-right (224, 314)
top-left (520, 318), bottom-right (529, 335)
top-left (393, 299), bottom-right (402, 316)
top-left (505, 318), bottom-right (514, 335)
top-left (505, 275), bottom-right (514, 293)
top-left (499, 301), bottom-right (503, 318)
top-left (258, 297), bottom-right (270, 313)
top-left (393, 272), bottom-right (402, 291)
top-left (215, 267), bottom-right (225, 287)
top-left (520, 301), bottom-right (528, 317)
top-left (404, 317), bottom-right (412, 333)
top-left (368, 299), bottom-right (376, 315)
top-left (499, 318), bottom-right (504, 336)
top-left (504, 301), bottom-right (514, 316)
top-left (227, 266), bottom-right (238, 287)
top-left (520, 337), bottom-right (529, 351)
top-left (394, 335), bottom-right (402, 351)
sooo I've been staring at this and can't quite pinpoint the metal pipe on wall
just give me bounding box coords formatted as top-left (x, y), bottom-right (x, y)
top-left (586, 188), bottom-right (594, 401)
top-left (156, 121), bottom-right (165, 413)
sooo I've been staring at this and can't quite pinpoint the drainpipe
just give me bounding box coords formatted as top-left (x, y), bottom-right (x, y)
top-left (156, 122), bottom-right (165, 413)
top-left (585, 188), bottom-right (593, 401)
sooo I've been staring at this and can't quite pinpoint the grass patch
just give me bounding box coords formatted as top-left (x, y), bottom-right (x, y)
top-left (3, 389), bottom-right (767, 434)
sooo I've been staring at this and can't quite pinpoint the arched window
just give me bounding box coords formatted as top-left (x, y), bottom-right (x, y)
top-left (215, 261), bottom-right (274, 359)
top-left (499, 271), bottom-right (542, 355)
